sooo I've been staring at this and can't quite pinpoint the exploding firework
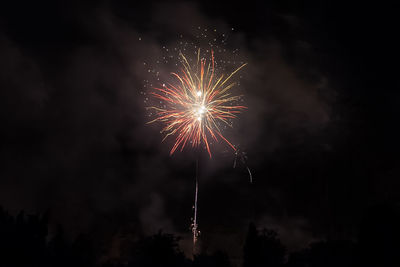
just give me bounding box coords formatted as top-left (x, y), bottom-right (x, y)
top-left (144, 30), bottom-right (248, 254)
top-left (147, 49), bottom-right (247, 157)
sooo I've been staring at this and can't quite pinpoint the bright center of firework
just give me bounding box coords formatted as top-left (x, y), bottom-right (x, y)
top-left (198, 105), bottom-right (206, 114)
top-left (194, 104), bottom-right (207, 122)
top-left (196, 91), bottom-right (202, 97)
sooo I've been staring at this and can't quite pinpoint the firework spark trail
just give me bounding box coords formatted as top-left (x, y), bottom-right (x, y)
top-left (234, 148), bottom-right (253, 183)
top-left (246, 166), bottom-right (253, 183)
top-left (191, 159), bottom-right (200, 253)
top-left (147, 49), bottom-right (247, 157)
top-left (192, 179), bottom-right (199, 245)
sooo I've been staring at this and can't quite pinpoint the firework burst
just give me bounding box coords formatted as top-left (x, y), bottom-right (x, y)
top-left (147, 49), bottom-right (247, 157)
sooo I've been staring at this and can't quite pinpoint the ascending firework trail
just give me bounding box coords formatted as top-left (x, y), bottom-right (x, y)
top-left (191, 158), bottom-right (200, 254)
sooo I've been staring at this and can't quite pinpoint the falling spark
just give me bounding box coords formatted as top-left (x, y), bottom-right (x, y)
top-left (147, 49), bottom-right (247, 157)
top-left (233, 147), bottom-right (253, 183)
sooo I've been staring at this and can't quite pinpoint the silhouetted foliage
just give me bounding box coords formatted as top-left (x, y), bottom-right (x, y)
top-left (193, 250), bottom-right (232, 267)
top-left (287, 240), bottom-right (356, 267)
top-left (1, 205), bottom-right (400, 267)
top-left (72, 234), bottom-right (95, 267)
top-left (0, 208), bottom-right (49, 266)
top-left (356, 203), bottom-right (400, 267)
top-left (285, 250), bottom-right (309, 267)
top-left (127, 230), bottom-right (188, 267)
top-left (243, 222), bottom-right (286, 267)
top-left (0, 206), bottom-right (94, 267)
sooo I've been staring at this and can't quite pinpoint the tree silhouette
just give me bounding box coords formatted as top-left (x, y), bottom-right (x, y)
top-left (243, 222), bottom-right (286, 267)
top-left (2, 204), bottom-right (400, 267)
top-left (71, 233), bottom-right (95, 267)
top-left (291, 240), bottom-right (355, 267)
top-left (127, 230), bottom-right (188, 267)
top-left (193, 250), bottom-right (232, 267)
top-left (357, 203), bottom-right (400, 267)
top-left (0, 206), bottom-right (95, 267)
top-left (0, 207), bottom-right (49, 266)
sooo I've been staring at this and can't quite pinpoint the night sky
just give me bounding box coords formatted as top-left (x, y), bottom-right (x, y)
top-left (1, 0), bottom-right (399, 261)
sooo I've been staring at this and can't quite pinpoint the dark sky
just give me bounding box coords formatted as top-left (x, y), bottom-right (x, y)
top-left (0, 0), bottom-right (399, 260)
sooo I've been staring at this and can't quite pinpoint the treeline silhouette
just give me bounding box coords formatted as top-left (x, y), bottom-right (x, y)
top-left (1, 203), bottom-right (399, 267)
